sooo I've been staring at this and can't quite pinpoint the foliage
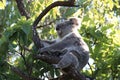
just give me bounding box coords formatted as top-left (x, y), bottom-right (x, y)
top-left (0, 0), bottom-right (120, 80)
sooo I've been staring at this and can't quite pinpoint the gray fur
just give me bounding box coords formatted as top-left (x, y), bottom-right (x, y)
top-left (39, 17), bottom-right (89, 71)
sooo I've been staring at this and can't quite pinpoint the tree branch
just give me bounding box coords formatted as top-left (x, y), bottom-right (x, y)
top-left (11, 66), bottom-right (41, 80)
top-left (15, 0), bottom-right (30, 19)
top-left (34, 53), bottom-right (87, 80)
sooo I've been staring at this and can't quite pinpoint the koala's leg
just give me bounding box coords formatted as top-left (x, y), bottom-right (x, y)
top-left (53, 52), bottom-right (78, 69)
top-left (41, 40), bottom-right (56, 47)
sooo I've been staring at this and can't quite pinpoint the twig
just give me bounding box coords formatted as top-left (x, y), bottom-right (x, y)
top-left (37, 19), bottom-right (56, 28)
top-left (88, 62), bottom-right (94, 76)
top-left (18, 34), bottom-right (28, 70)
top-left (18, 34), bottom-right (33, 77)
top-left (37, 18), bottom-right (66, 28)
top-left (0, 73), bottom-right (7, 80)
top-left (37, 20), bottom-right (56, 28)
top-left (23, 46), bottom-right (32, 52)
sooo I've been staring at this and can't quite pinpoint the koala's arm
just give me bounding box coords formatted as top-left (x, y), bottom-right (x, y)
top-left (41, 40), bottom-right (56, 47)
top-left (39, 39), bottom-right (71, 53)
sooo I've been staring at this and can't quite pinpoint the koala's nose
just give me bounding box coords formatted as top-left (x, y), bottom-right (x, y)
top-left (56, 27), bottom-right (60, 31)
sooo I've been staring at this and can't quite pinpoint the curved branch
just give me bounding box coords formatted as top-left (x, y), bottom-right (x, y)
top-left (32, 0), bottom-right (78, 28)
top-left (32, 0), bottom-right (78, 49)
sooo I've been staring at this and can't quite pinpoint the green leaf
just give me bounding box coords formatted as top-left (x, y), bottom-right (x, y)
top-left (55, 69), bottom-right (60, 76)
top-left (21, 23), bottom-right (31, 36)
top-left (0, 0), bottom-right (6, 10)
top-left (0, 36), bottom-right (8, 54)
top-left (63, 8), bottom-right (77, 17)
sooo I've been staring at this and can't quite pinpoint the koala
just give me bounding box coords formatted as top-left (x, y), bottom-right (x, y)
top-left (39, 17), bottom-right (89, 72)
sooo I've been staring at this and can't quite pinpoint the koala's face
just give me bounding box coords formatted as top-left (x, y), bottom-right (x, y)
top-left (56, 20), bottom-right (71, 38)
top-left (56, 18), bottom-right (80, 38)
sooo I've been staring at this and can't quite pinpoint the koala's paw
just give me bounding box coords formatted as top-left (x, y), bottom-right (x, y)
top-left (52, 64), bottom-right (59, 69)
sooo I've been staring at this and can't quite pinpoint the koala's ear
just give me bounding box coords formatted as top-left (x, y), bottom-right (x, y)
top-left (69, 17), bottom-right (81, 26)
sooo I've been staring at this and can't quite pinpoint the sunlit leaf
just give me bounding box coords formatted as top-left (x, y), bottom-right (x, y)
top-left (0, 0), bottom-right (6, 9)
